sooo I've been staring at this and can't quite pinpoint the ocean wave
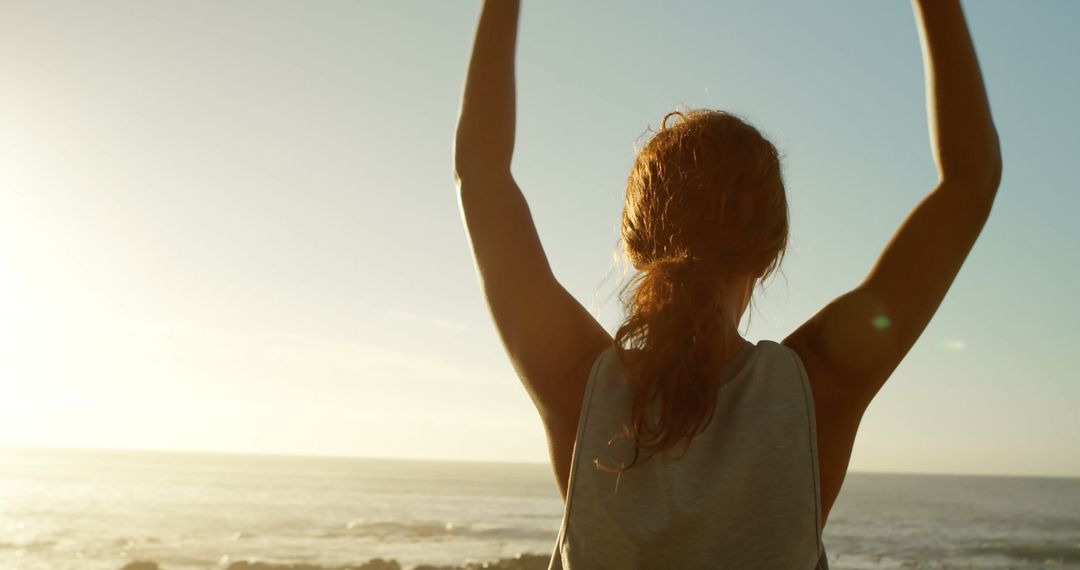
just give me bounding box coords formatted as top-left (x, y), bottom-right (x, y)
top-left (967, 541), bottom-right (1080, 564)
top-left (0, 538), bottom-right (56, 550)
top-left (320, 519), bottom-right (553, 542)
top-left (119, 552), bottom-right (552, 570)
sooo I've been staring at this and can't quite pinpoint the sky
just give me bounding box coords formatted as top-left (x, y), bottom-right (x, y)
top-left (0, 0), bottom-right (1077, 477)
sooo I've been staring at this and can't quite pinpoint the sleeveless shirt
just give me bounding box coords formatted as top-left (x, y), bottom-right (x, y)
top-left (548, 339), bottom-right (829, 569)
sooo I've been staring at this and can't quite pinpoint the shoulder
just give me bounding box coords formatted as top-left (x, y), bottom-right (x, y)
top-left (777, 335), bottom-right (851, 414)
top-left (751, 339), bottom-right (800, 368)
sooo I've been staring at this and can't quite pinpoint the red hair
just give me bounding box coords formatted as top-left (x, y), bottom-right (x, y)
top-left (600, 108), bottom-right (789, 476)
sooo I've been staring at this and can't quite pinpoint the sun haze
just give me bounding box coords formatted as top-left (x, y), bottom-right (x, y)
top-left (0, 0), bottom-right (1077, 477)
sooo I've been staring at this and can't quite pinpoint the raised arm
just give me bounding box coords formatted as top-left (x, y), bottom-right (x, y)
top-left (782, 0), bottom-right (1002, 526)
top-left (915, 0), bottom-right (1002, 196)
top-left (453, 0), bottom-right (612, 500)
top-left (453, 0), bottom-right (518, 180)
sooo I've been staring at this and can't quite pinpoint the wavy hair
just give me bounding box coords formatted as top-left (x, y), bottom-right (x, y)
top-left (598, 107), bottom-right (789, 478)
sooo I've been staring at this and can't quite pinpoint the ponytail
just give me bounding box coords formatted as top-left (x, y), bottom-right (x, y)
top-left (599, 108), bottom-right (789, 481)
top-left (597, 251), bottom-right (756, 477)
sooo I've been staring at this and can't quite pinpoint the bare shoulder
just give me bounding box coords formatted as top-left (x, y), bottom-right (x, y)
top-left (780, 331), bottom-right (867, 530)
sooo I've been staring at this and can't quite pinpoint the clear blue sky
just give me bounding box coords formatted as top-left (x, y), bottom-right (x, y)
top-left (0, 0), bottom-right (1077, 477)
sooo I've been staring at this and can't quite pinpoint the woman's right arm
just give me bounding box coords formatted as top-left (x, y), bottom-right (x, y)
top-left (782, 0), bottom-right (1003, 525)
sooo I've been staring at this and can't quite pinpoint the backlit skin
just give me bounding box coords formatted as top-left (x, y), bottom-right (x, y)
top-left (819, 288), bottom-right (898, 377)
top-left (453, 0), bottom-right (1001, 533)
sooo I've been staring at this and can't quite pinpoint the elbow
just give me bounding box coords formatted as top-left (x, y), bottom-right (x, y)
top-left (983, 129), bottom-right (1003, 193)
top-left (452, 128), bottom-right (513, 186)
top-left (984, 149), bottom-right (1003, 219)
top-left (942, 140), bottom-right (1003, 207)
top-left (452, 129), bottom-right (484, 185)
top-left (988, 144), bottom-right (1003, 193)
top-left (986, 127), bottom-right (1004, 193)
top-left (452, 155), bottom-right (480, 187)
top-left (451, 137), bottom-right (468, 186)
top-left (451, 137), bottom-right (472, 185)
top-left (452, 153), bottom-right (512, 188)
top-left (976, 126), bottom-right (1004, 195)
top-left (937, 151), bottom-right (1003, 224)
top-left (452, 159), bottom-right (466, 188)
top-left (452, 143), bottom-right (483, 187)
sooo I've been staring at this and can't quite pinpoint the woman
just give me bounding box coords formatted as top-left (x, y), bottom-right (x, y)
top-left (453, 1), bottom-right (1001, 568)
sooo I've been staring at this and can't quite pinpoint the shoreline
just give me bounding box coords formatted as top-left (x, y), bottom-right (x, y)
top-left (119, 553), bottom-right (553, 570)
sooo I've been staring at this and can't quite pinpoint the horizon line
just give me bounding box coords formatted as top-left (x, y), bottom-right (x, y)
top-left (3, 443), bottom-right (1077, 481)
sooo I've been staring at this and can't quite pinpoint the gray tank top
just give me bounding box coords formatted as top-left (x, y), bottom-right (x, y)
top-left (548, 340), bottom-right (829, 569)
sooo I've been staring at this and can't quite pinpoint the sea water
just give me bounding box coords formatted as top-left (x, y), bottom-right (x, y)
top-left (1, 447), bottom-right (1078, 569)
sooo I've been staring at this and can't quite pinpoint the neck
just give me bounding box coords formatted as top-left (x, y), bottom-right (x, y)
top-left (715, 273), bottom-right (755, 335)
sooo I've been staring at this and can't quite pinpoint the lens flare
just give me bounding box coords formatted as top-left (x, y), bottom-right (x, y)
top-left (872, 314), bottom-right (891, 331)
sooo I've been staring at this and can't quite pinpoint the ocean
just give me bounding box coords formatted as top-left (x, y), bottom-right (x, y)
top-left (1, 447), bottom-right (1078, 570)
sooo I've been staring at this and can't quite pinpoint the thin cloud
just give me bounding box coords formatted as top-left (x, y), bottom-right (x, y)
top-left (942, 339), bottom-right (967, 352)
top-left (384, 309), bottom-right (469, 332)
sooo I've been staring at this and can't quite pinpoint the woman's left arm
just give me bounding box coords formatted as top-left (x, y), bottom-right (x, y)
top-left (453, 0), bottom-right (611, 493)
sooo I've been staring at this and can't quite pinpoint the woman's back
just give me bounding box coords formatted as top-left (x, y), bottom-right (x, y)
top-left (550, 340), bottom-right (828, 570)
top-left (456, 0), bottom-right (1001, 567)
